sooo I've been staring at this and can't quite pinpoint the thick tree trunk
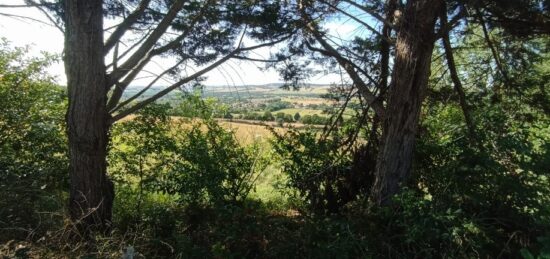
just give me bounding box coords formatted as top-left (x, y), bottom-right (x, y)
top-left (371, 0), bottom-right (442, 205)
top-left (64, 0), bottom-right (114, 230)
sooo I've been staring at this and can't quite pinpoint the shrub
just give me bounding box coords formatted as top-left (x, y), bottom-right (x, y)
top-left (0, 40), bottom-right (67, 240)
top-left (411, 102), bottom-right (550, 256)
top-left (110, 99), bottom-right (268, 210)
top-left (271, 128), bottom-right (374, 215)
top-left (165, 119), bottom-right (268, 205)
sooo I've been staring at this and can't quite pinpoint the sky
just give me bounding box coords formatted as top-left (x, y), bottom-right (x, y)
top-left (0, 1), bottom-right (363, 87)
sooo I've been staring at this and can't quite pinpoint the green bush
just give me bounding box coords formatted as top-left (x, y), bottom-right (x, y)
top-left (0, 40), bottom-right (67, 240)
top-left (410, 101), bottom-right (550, 257)
top-left (111, 99), bottom-right (268, 210)
top-left (166, 118), bottom-right (268, 205)
top-left (271, 127), bottom-right (374, 215)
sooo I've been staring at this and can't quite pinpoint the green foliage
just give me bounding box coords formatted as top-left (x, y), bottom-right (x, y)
top-left (301, 114), bottom-right (329, 125)
top-left (165, 118), bottom-right (268, 205)
top-left (412, 99), bottom-right (550, 256)
top-left (271, 126), bottom-right (373, 215)
top-left (520, 236), bottom-right (550, 259)
top-left (367, 189), bottom-right (491, 258)
top-left (171, 92), bottom-right (229, 119)
top-left (294, 112), bottom-right (301, 121)
top-left (111, 98), bottom-right (268, 210)
top-left (110, 103), bottom-right (176, 224)
top-left (0, 40), bottom-right (67, 239)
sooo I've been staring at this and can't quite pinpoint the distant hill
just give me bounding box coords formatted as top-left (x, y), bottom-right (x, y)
top-left (123, 83), bottom-right (332, 100)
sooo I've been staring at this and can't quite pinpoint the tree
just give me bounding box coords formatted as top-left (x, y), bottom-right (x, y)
top-left (284, 113), bottom-right (294, 122)
top-left (262, 111), bottom-right (274, 121)
top-left (4, 0), bottom-right (297, 231)
top-left (292, 0), bottom-right (550, 205)
top-left (296, 0), bottom-right (440, 205)
top-left (370, 0), bottom-right (442, 205)
top-left (294, 112), bottom-right (301, 121)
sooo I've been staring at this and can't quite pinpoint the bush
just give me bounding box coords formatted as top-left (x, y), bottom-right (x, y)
top-left (271, 128), bottom-right (374, 215)
top-left (0, 40), bottom-right (67, 240)
top-left (410, 102), bottom-right (550, 256)
top-left (166, 119), bottom-right (268, 205)
top-left (111, 99), bottom-right (268, 210)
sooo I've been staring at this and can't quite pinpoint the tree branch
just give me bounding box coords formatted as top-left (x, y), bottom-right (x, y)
top-left (319, 0), bottom-right (393, 44)
top-left (341, 0), bottom-right (396, 30)
top-left (104, 0), bottom-right (152, 55)
top-left (476, 8), bottom-right (511, 101)
top-left (0, 3), bottom-right (55, 8)
top-left (107, 0), bottom-right (185, 87)
top-left (110, 58), bottom-right (186, 113)
top-left (110, 37), bottom-right (289, 122)
top-left (106, 1), bottom-right (215, 104)
top-left (106, 28), bottom-right (153, 70)
top-left (441, 5), bottom-right (481, 149)
top-left (299, 3), bottom-right (385, 118)
top-left (232, 55), bottom-right (280, 62)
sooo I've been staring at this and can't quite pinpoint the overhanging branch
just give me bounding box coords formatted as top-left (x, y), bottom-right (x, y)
top-left (107, 0), bottom-right (185, 87)
top-left (104, 0), bottom-right (152, 55)
top-left (299, 2), bottom-right (385, 118)
top-left (110, 37), bottom-right (289, 122)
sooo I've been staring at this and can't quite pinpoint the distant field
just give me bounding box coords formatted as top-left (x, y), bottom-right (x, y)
top-left (275, 108), bottom-right (326, 116)
top-left (219, 120), bottom-right (278, 145)
top-left (281, 97), bottom-right (329, 105)
top-left (119, 115), bottom-right (323, 146)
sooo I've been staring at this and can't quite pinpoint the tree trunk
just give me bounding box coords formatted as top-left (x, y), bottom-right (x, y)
top-left (64, 0), bottom-right (114, 231)
top-left (371, 0), bottom-right (442, 205)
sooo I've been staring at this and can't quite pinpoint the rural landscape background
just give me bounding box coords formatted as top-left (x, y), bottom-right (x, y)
top-left (1, 0), bottom-right (550, 258)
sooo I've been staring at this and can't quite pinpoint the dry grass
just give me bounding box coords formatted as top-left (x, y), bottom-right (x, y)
top-left (219, 120), bottom-right (279, 145)
top-left (281, 97), bottom-right (330, 105)
top-left (118, 115), bottom-right (284, 146)
top-left (275, 108), bottom-right (325, 117)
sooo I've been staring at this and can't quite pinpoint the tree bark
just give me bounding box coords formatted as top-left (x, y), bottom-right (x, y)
top-left (64, 0), bottom-right (114, 231)
top-left (371, 0), bottom-right (442, 205)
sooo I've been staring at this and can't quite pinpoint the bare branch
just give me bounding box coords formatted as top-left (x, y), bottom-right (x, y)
top-left (0, 3), bottom-right (54, 8)
top-left (0, 12), bottom-right (53, 27)
top-left (320, 0), bottom-right (393, 44)
top-left (106, 56), bottom-right (150, 111)
top-left (111, 37), bottom-right (289, 122)
top-left (299, 3), bottom-right (385, 118)
top-left (341, 0), bottom-right (396, 30)
top-left (106, 29), bottom-right (153, 70)
top-left (440, 4), bottom-right (480, 149)
top-left (25, 0), bottom-right (64, 33)
top-left (476, 7), bottom-right (511, 99)
top-left (111, 59), bottom-right (186, 113)
top-left (104, 0), bottom-right (152, 55)
top-left (107, 0), bottom-right (185, 86)
top-left (232, 55), bottom-right (280, 62)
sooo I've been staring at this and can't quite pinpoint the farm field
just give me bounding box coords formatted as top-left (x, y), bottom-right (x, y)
top-left (274, 108), bottom-right (325, 116)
